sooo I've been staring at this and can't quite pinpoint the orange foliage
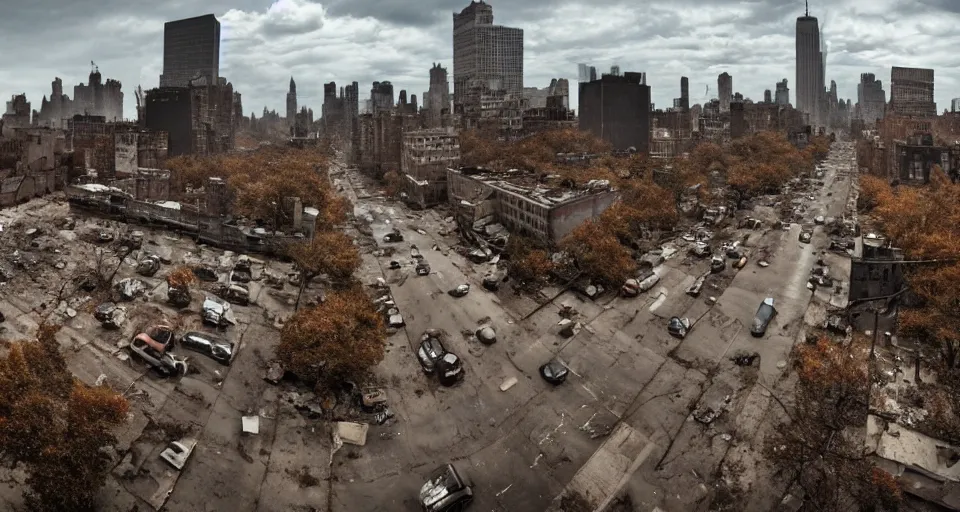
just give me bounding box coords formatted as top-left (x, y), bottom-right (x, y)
top-left (277, 288), bottom-right (387, 386)
top-left (0, 333), bottom-right (128, 510)
top-left (461, 128), bottom-right (613, 176)
top-left (857, 174), bottom-right (893, 212)
top-left (167, 146), bottom-right (346, 229)
top-left (725, 131), bottom-right (811, 197)
top-left (286, 231), bottom-right (361, 284)
top-left (166, 265), bottom-right (198, 289)
top-left (560, 220), bottom-right (637, 285)
top-left (506, 236), bottom-right (554, 288)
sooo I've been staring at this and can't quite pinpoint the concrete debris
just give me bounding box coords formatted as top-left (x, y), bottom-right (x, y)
top-left (115, 278), bottom-right (147, 301)
top-left (264, 361), bottom-right (284, 384)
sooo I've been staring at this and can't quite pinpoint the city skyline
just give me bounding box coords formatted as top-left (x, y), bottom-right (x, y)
top-left (3, 0), bottom-right (958, 121)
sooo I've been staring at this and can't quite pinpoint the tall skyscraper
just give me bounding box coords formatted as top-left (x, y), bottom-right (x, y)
top-left (578, 72), bottom-right (650, 152)
top-left (286, 77), bottom-right (297, 127)
top-left (889, 67), bottom-right (936, 118)
top-left (610, 65), bottom-right (621, 77)
top-left (680, 76), bottom-right (689, 111)
top-left (796, 4), bottom-right (824, 126)
top-left (718, 72), bottom-right (732, 113)
top-left (775, 79), bottom-right (790, 105)
top-left (764, 90), bottom-right (772, 104)
top-left (952, 98), bottom-right (960, 113)
top-left (452, 1), bottom-right (523, 109)
top-left (160, 14), bottom-right (220, 87)
top-left (589, 67), bottom-right (597, 82)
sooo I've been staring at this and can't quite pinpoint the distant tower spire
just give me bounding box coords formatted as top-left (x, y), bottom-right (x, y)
top-left (805, 0), bottom-right (809, 16)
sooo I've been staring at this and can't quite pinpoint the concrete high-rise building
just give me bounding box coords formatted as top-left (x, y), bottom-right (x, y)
top-left (452, 0), bottom-right (523, 110)
top-left (159, 14), bottom-right (220, 88)
top-left (680, 76), bottom-right (689, 111)
top-left (764, 90), bottom-right (772, 104)
top-left (796, 5), bottom-right (824, 126)
top-left (775, 79), bottom-right (790, 105)
top-left (610, 65), bottom-right (621, 77)
top-left (952, 98), bottom-right (960, 113)
top-left (718, 72), bottom-right (732, 113)
top-left (578, 72), bottom-right (650, 152)
top-left (589, 67), bottom-right (597, 82)
top-left (426, 63), bottom-right (452, 128)
top-left (286, 77), bottom-right (297, 127)
top-left (371, 81), bottom-right (394, 112)
top-left (889, 67), bottom-right (936, 118)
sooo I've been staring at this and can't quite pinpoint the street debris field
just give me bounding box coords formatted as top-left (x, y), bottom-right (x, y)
top-left (0, 139), bottom-right (921, 512)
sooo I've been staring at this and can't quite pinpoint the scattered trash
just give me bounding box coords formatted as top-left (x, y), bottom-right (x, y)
top-left (499, 376), bottom-right (518, 391)
top-left (264, 361), bottom-right (284, 384)
top-left (241, 416), bottom-right (260, 435)
top-left (160, 439), bottom-right (197, 470)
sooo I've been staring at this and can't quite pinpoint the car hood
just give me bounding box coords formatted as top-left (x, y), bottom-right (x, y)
top-left (420, 477), bottom-right (449, 507)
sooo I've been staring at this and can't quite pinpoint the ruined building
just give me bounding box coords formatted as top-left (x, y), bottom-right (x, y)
top-left (424, 64), bottom-right (452, 128)
top-left (889, 67), bottom-right (936, 118)
top-left (763, 90), bottom-right (772, 104)
top-left (2, 94), bottom-right (31, 136)
top-left (452, 1), bottom-right (524, 125)
top-left (144, 81), bottom-right (234, 157)
top-left (159, 14), bottom-right (220, 88)
top-left (371, 81), bottom-right (394, 113)
top-left (718, 73), bottom-right (732, 113)
top-left (578, 72), bottom-right (650, 152)
top-left (357, 81), bottom-right (420, 175)
top-left (775, 79), bottom-right (790, 106)
top-left (397, 90), bottom-right (418, 115)
top-left (322, 81), bottom-right (360, 147)
top-left (294, 106), bottom-right (314, 138)
top-left (286, 77), bottom-right (298, 128)
top-left (523, 79), bottom-right (569, 109)
top-left (401, 128), bottom-right (460, 208)
top-left (35, 68), bottom-right (124, 127)
top-left (523, 80), bottom-right (575, 135)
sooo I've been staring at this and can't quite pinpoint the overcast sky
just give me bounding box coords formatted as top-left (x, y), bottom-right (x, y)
top-left (3, 0), bottom-right (958, 121)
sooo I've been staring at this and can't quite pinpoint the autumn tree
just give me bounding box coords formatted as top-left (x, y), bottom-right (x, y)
top-left (857, 175), bottom-right (893, 213)
top-left (725, 131), bottom-right (809, 198)
top-left (285, 231), bottom-right (361, 309)
top-left (505, 236), bottom-right (554, 290)
top-left (766, 338), bottom-right (902, 511)
top-left (560, 220), bottom-right (637, 286)
top-left (0, 324), bottom-right (129, 510)
top-left (277, 288), bottom-right (387, 387)
top-left (166, 265), bottom-right (198, 307)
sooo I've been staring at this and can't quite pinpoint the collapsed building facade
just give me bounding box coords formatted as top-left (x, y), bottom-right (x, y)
top-left (446, 167), bottom-right (618, 243)
top-left (401, 128), bottom-right (460, 208)
top-left (0, 127), bottom-right (70, 207)
top-left (321, 81), bottom-right (359, 149)
top-left (65, 176), bottom-right (319, 253)
top-left (69, 115), bottom-right (169, 181)
top-left (858, 115), bottom-right (960, 183)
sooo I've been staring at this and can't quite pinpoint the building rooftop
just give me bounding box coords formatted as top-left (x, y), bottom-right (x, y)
top-left (451, 167), bottom-right (614, 208)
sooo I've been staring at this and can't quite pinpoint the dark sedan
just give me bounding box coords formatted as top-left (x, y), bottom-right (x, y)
top-left (417, 334), bottom-right (446, 374)
top-left (539, 360), bottom-right (569, 385)
top-left (180, 331), bottom-right (236, 365)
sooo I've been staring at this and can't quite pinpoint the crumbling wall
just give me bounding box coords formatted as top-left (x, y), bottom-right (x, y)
top-left (548, 190), bottom-right (619, 242)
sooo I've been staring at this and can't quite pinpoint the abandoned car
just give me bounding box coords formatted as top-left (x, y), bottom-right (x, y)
top-left (130, 325), bottom-right (188, 377)
top-left (180, 331), bottom-right (235, 365)
top-left (420, 464), bottom-right (474, 512)
top-left (417, 332), bottom-right (447, 374)
top-left (539, 360), bottom-right (569, 385)
top-left (750, 297), bottom-right (778, 337)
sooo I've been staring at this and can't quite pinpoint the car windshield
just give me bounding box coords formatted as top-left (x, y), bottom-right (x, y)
top-left (755, 302), bottom-right (775, 326)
